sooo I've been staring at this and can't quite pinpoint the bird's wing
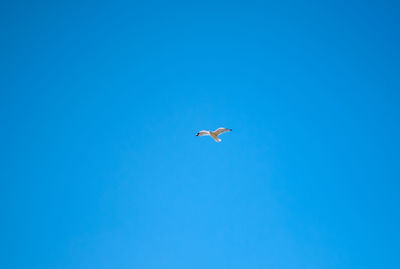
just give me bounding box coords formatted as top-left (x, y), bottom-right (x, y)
top-left (196, 130), bottom-right (210, 136)
top-left (213, 128), bottom-right (232, 136)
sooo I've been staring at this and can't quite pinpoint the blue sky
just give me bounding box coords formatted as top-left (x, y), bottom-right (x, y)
top-left (1, 1), bottom-right (400, 268)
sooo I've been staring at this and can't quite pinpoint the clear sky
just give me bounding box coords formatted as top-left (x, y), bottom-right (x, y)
top-left (1, 0), bottom-right (400, 268)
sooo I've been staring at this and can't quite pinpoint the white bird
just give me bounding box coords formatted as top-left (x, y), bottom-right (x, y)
top-left (195, 127), bottom-right (232, 142)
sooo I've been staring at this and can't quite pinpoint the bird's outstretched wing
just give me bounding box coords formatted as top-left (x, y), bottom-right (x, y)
top-left (213, 128), bottom-right (232, 136)
top-left (196, 130), bottom-right (210, 136)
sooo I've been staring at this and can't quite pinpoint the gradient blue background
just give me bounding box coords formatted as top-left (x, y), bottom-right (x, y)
top-left (1, 1), bottom-right (400, 268)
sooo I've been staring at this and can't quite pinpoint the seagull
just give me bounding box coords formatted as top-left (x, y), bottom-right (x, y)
top-left (196, 127), bottom-right (232, 142)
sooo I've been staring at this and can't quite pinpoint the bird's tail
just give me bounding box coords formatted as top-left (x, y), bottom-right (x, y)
top-left (213, 137), bottom-right (222, 142)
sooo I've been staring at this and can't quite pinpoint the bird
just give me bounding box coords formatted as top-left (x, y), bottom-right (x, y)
top-left (195, 127), bottom-right (232, 142)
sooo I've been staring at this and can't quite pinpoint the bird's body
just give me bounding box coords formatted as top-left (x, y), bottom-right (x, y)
top-left (196, 127), bottom-right (232, 142)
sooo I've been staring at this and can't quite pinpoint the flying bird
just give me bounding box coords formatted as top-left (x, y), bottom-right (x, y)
top-left (196, 127), bottom-right (232, 142)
